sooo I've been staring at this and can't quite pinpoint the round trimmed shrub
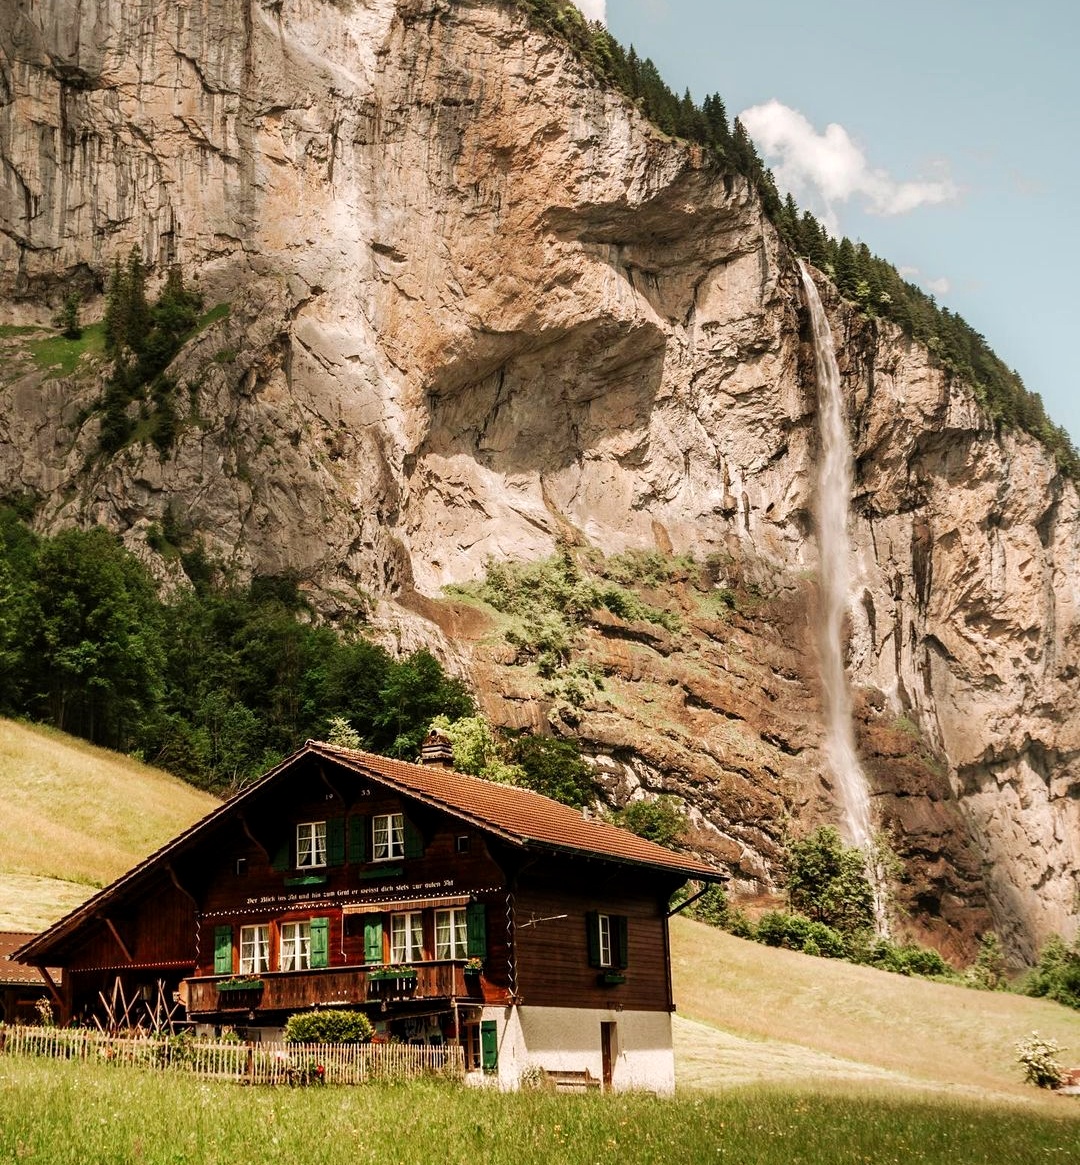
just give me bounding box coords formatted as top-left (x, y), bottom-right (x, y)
top-left (283, 1009), bottom-right (374, 1044)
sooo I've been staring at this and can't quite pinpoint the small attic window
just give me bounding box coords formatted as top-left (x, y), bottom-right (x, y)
top-left (455, 835), bottom-right (471, 854)
top-left (235, 858), bottom-right (248, 876)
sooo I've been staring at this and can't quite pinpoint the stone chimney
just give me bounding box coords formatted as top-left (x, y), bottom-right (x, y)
top-left (419, 729), bottom-right (454, 769)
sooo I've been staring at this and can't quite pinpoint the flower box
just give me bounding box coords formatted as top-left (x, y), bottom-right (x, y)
top-left (367, 966), bottom-right (418, 982)
top-left (216, 978), bottom-right (264, 993)
top-left (599, 971), bottom-right (626, 986)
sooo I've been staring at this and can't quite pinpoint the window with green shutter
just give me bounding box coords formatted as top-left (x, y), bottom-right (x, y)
top-left (614, 915), bottom-right (629, 969)
top-left (403, 817), bottom-right (424, 859)
top-left (480, 1020), bottom-right (498, 1072)
top-left (466, 902), bottom-right (487, 958)
top-left (214, 925), bottom-right (233, 975)
top-left (586, 912), bottom-right (628, 970)
top-left (310, 917), bottom-right (329, 968)
top-left (327, 818), bottom-right (346, 867)
top-left (271, 838), bottom-right (290, 871)
top-left (348, 815), bottom-right (369, 863)
top-left (363, 917), bottom-right (383, 964)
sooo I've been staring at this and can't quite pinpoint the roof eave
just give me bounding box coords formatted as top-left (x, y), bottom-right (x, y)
top-left (519, 837), bottom-right (724, 881)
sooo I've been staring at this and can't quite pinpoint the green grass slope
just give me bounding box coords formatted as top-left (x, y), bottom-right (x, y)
top-left (671, 916), bottom-right (1080, 1109)
top-left (0, 718), bottom-right (219, 931)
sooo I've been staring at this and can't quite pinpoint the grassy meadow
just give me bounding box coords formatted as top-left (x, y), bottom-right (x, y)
top-left (0, 719), bottom-right (218, 930)
top-left (670, 918), bottom-right (1080, 1106)
top-left (0, 1060), bottom-right (1076, 1165)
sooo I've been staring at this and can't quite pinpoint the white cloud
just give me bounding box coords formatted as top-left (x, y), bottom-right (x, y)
top-left (575, 0), bottom-right (607, 22)
top-left (894, 266), bottom-right (951, 299)
top-left (738, 100), bottom-right (958, 221)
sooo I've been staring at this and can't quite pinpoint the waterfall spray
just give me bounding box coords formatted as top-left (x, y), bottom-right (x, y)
top-left (797, 259), bottom-right (888, 931)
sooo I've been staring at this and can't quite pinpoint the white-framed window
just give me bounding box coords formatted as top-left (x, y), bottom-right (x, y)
top-left (280, 921), bottom-right (311, 971)
top-left (373, 813), bottom-right (404, 861)
top-left (597, 913), bottom-right (612, 968)
top-left (434, 908), bottom-right (468, 960)
top-left (239, 924), bottom-right (270, 975)
top-left (296, 821), bottom-right (327, 868)
top-left (390, 911), bottom-right (424, 963)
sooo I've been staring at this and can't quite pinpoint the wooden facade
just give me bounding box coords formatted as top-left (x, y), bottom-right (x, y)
top-left (15, 742), bottom-right (721, 1080)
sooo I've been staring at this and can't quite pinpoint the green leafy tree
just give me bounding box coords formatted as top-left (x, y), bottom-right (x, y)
top-left (326, 715), bottom-right (362, 750)
top-left (614, 796), bottom-right (687, 848)
top-left (783, 826), bottom-right (876, 935)
top-left (670, 881), bottom-right (730, 929)
top-left (373, 649), bottom-right (474, 758)
top-left (509, 733), bottom-right (595, 808)
top-left (1023, 935), bottom-right (1080, 1010)
top-left (428, 714), bottom-right (524, 784)
top-left (0, 510), bottom-right (40, 711)
top-left (30, 527), bottom-right (165, 748)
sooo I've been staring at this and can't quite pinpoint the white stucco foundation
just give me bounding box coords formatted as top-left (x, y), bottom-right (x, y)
top-left (476, 1005), bottom-right (675, 1095)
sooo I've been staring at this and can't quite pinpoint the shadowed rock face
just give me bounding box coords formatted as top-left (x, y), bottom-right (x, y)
top-left (1, 0), bottom-right (1077, 962)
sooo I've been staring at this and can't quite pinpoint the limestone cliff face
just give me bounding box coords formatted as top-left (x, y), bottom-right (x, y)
top-left (1, 0), bottom-right (1077, 960)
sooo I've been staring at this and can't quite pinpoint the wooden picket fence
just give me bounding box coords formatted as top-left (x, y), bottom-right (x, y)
top-left (0, 1025), bottom-right (465, 1085)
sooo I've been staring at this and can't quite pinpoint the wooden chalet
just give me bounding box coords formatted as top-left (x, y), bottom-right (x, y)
top-left (14, 738), bottom-right (722, 1092)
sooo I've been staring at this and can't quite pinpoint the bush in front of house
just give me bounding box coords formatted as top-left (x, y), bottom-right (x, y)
top-left (283, 1009), bottom-right (373, 1044)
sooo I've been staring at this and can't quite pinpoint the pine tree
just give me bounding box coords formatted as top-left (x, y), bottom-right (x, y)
top-left (52, 290), bottom-right (82, 340)
top-left (834, 237), bottom-right (858, 299)
top-left (124, 245), bottom-right (150, 353)
top-left (103, 256), bottom-right (128, 354)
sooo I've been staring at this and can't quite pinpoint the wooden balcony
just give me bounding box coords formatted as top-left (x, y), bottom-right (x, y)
top-left (183, 962), bottom-right (497, 1016)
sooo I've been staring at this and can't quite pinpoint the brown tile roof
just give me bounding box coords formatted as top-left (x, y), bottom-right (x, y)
top-left (0, 932), bottom-right (59, 986)
top-left (15, 741), bottom-right (722, 964)
top-left (309, 742), bottom-right (721, 880)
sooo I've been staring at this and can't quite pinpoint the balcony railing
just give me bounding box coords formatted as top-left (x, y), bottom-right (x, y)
top-left (184, 962), bottom-right (496, 1015)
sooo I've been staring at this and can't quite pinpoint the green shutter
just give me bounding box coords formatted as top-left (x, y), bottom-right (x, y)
top-left (480, 1020), bottom-right (498, 1072)
top-left (327, 818), bottom-right (346, 867)
top-left (466, 902), bottom-right (487, 957)
top-left (214, 925), bottom-right (233, 975)
top-left (363, 918), bottom-right (383, 964)
top-left (615, 915), bottom-right (629, 969)
top-left (348, 815), bottom-right (368, 863)
top-left (403, 817), bottom-right (424, 859)
top-left (310, 917), bottom-right (329, 968)
top-left (271, 838), bottom-right (290, 871)
top-left (585, 911), bottom-right (601, 968)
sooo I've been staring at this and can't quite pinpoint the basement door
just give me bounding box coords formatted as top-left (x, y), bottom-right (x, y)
top-left (600, 1021), bottom-right (616, 1091)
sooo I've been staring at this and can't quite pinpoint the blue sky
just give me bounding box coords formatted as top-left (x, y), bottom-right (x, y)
top-left (579, 1), bottom-right (1080, 447)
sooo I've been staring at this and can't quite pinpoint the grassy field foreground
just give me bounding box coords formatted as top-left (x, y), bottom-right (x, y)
top-left (0, 1060), bottom-right (1076, 1165)
top-left (0, 719), bottom-right (219, 930)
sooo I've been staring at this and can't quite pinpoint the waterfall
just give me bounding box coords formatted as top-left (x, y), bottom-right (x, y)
top-left (797, 259), bottom-right (888, 930)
